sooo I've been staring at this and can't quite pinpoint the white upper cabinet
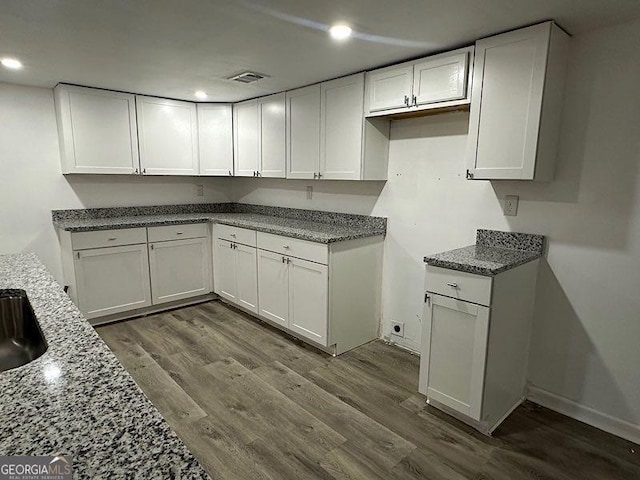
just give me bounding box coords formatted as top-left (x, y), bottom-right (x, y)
top-left (136, 96), bottom-right (199, 175)
top-left (233, 99), bottom-right (260, 177)
top-left (365, 47), bottom-right (473, 117)
top-left (198, 104), bottom-right (233, 176)
top-left (413, 52), bottom-right (469, 106)
top-left (466, 22), bottom-right (569, 181)
top-left (258, 93), bottom-right (286, 178)
top-left (54, 84), bottom-right (140, 174)
top-left (320, 73), bottom-right (365, 180)
top-left (286, 84), bottom-right (321, 179)
top-left (366, 65), bottom-right (414, 113)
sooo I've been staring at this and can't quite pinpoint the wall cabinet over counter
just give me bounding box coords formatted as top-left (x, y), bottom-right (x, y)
top-left (466, 22), bottom-right (569, 181)
top-left (212, 224), bottom-right (383, 355)
top-left (365, 46), bottom-right (474, 117)
top-left (197, 104), bottom-right (234, 176)
top-left (286, 73), bottom-right (390, 181)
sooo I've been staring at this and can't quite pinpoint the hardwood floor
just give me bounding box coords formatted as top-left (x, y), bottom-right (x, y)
top-left (97, 301), bottom-right (640, 480)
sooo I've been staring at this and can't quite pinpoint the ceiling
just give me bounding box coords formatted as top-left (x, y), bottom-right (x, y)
top-left (1, 0), bottom-right (639, 102)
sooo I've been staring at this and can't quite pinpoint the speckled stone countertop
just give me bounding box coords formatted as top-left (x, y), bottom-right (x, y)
top-left (423, 229), bottom-right (545, 276)
top-left (0, 253), bottom-right (209, 479)
top-left (52, 204), bottom-right (387, 244)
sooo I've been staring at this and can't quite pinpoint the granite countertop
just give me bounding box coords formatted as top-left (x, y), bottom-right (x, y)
top-left (53, 209), bottom-right (387, 244)
top-left (0, 253), bottom-right (209, 479)
top-left (424, 229), bottom-right (545, 276)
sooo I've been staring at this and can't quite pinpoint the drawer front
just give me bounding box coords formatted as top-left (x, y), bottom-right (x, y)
top-left (257, 231), bottom-right (328, 265)
top-left (72, 228), bottom-right (147, 250)
top-left (216, 224), bottom-right (256, 247)
top-left (425, 265), bottom-right (492, 306)
top-left (148, 223), bottom-right (208, 242)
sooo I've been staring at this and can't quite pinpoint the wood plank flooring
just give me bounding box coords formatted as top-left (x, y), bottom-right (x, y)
top-left (97, 301), bottom-right (640, 480)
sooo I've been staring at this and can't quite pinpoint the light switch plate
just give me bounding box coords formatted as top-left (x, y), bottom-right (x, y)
top-left (504, 195), bottom-right (519, 216)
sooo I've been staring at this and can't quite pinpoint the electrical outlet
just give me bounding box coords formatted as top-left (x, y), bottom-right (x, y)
top-left (503, 195), bottom-right (519, 216)
top-left (391, 321), bottom-right (404, 337)
top-left (306, 185), bottom-right (313, 200)
top-left (195, 184), bottom-right (204, 197)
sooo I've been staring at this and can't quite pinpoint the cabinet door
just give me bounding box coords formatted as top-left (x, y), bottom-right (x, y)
top-left (233, 100), bottom-right (260, 177)
top-left (286, 85), bottom-right (320, 179)
top-left (148, 237), bottom-right (212, 305)
top-left (259, 93), bottom-right (286, 178)
top-left (198, 104), bottom-right (233, 176)
top-left (320, 73), bottom-right (364, 180)
top-left (288, 258), bottom-right (328, 346)
top-left (467, 23), bottom-right (551, 180)
top-left (74, 244), bottom-right (151, 319)
top-left (419, 294), bottom-right (489, 421)
top-left (413, 51), bottom-right (469, 106)
top-left (213, 239), bottom-right (238, 303)
top-left (54, 85), bottom-right (139, 174)
top-left (365, 64), bottom-right (413, 113)
top-left (257, 249), bottom-right (289, 327)
top-left (235, 243), bottom-right (259, 314)
top-left (136, 96), bottom-right (199, 175)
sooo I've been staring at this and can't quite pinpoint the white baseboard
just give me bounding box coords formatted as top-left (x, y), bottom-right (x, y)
top-left (527, 385), bottom-right (640, 446)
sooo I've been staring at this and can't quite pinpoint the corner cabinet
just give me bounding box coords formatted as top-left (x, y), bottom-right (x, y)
top-left (136, 96), bottom-right (199, 175)
top-left (365, 46), bottom-right (474, 117)
top-left (54, 84), bottom-right (140, 174)
top-left (287, 74), bottom-right (390, 181)
top-left (214, 225), bottom-right (383, 355)
top-left (466, 22), bottom-right (570, 181)
top-left (197, 104), bottom-right (233, 176)
top-left (419, 261), bottom-right (539, 434)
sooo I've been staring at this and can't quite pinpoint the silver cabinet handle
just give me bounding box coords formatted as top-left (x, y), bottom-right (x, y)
top-left (230, 233), bottom-right (236, 237)
top-left (446, 282), bottom-right (458, 288)
top-left (142, 168), bottom-right (146, 174)
top-left (176, 232), bottom-right (183, 235)
top-left (228, 170), bottom-right (232, 176)
top-left (404, 95), bottom-right (409, 106)
top-left (107, 237), bottom-right (117, 241)
top-left (282, 256), bottom-right (286, 263)
top-left (150, 244), bottom-right (154, 250)
top-left (318, 172), bottom-right (322, 179)
top-left (313, 172), bottom-right (317, 179)
top-left (412, 94), bottom-right (417, 106)
top-left (287, 258), bottom-right (291, 264)
top-left (134, 168), bottom-right (139, 174)
top-left (283, 245), bottom-right (290, 249)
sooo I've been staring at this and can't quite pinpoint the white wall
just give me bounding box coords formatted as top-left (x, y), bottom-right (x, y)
top-left (230, 19), bottom-right (640, 440)
top-left (0, 83), bottom-right (233, 281)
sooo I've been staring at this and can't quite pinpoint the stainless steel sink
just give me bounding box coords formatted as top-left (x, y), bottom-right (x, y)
top-left (0, 289), bottom-right (48, 373)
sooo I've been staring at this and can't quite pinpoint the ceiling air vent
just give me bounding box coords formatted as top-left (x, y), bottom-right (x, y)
top-left (227, 71), bottom-right (267, 84)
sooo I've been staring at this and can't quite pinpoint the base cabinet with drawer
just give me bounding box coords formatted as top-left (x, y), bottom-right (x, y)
top-left (419, 261), bottom-right (539, 434)
top-left (59, 223), bottom-right (213, 323)
top-left (214, 224), bottom-right (383, 354)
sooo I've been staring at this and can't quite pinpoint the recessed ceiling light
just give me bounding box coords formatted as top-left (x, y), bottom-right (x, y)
top-left (1, 57), bottom-right (23, 70)
top-left (329, 24), bottom-right (352, 40)
top-left (194, 90), bottom-right (208, 100)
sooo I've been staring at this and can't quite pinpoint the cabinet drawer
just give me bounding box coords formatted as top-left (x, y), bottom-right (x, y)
top-left (71, 228), bottom-right (147, 250)
top-left (216, 224), bottom-right (256, 247)
top-left (148, 223), bottom-right (208, 242)
top-left (257, 232), bottom-right (328, 265)
top-left (425, 265), bottom-right (492, 306)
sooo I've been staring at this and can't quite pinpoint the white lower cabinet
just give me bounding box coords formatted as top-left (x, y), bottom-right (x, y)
top-left (288, 257), bottom-right (328, 346)
top-left (419, 261), bottom-right (539, 434)
top-left (257, 249), bottom-right (329, 345)
top-left (216, 226), bottom-right (383, 354)
top-left (213, 238), bottom-right (258, 314)
top-left (148, 237), bottom-right (212, 305)
top-left (74, 244), bottom-right (152, 319)
top-left (61, 223), bottom-right (213, 323)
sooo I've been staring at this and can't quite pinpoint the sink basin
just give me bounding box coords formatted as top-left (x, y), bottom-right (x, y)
top-left (0, 289), bottom-right (48, 373)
